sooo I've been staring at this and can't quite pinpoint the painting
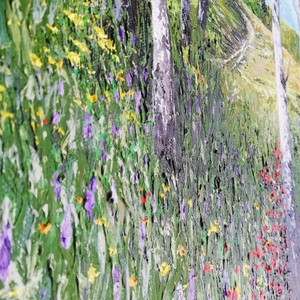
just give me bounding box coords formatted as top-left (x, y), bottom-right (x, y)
top-left (0, 0), bottom-right (299, 298)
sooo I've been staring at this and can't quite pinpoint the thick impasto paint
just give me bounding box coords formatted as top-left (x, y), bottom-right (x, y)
top-left (0, 0), bottom-right (299, 299)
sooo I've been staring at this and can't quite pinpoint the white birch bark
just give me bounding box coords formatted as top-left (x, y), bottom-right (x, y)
top-left (272, 0), bottom-right (300, 296)
top-left (151, 0), bottom-right (176, 166)
top-left (197, 0), bottom-right (208, 27)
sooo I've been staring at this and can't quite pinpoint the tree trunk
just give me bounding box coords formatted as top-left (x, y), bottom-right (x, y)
top-left (151, 0), bottom-right (176, 170)
top-left (181, 0), bottom-right (191, 44)
top-left (271, 0), bottom-right (300, 296)
top-left (197, 0), bottom-right (209, 29)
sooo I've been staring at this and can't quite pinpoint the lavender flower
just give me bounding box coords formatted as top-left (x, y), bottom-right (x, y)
top-left (114, 90), bottom-right (120, 101)
top-left (51, 111), bottom-right (61, 125)
top-left (0, 222), bottom-right (12, 286)
top-left (50, 171), bottom-right (62, 201)
top-left (119, 27), bottom-right (124, 42)
top-left (100, 139), bottom-right (106, 150)
top-left (133, 67), bottom-right (138, 78)
top-left (139, 218), bottom-right (146, 249)
top-left (144, 124), bottom-right (149, 136)
top-left (108, 73), bottom-right (113, 84)
top-left (101, 151), bottom-right (107, 161)
top-left (143, 154), bottom-right (148, 166)
top-left (126, 72), bottom-right (132, 87)
top-left (60, 206), bottom-right (72, 249)
top-left (58, 78), bottom-right (64, 96)
top-left (188, 268), bottom-right (195, 300)
top-left (195, 96), bottom-right (201, 113)
top-left (135, 91), bottom-right (142, 115)
top-left (84, 176), bottom-right (97, 219)
top-left (41, 289), bottom-right (47, 299)
top-left (132, 33), bottom-right (136, 47)
top-left (83, 112), bottom-right (92, 140)
top-left (143, 68), bottom-right (147, 82)
top-left (112, 265), bottom-right (120, 300)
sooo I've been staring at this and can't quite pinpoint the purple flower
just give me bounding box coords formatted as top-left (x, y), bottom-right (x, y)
top-left (60, 206), bottom-right (72, 249)
top-left (100, 139), bottom-right (106, 150)
top-left (143, 154), bottom-right (148, 166)
top-left (100, 95), bottom-right (105, 101)
top-left (135, 91), bottom-right (142, 115)
top-left (101, 151), bottom-right (107, 161)
top-left (112, 265), bottom-right (120, 300)
top-left (126, 72), bottom-right (132, 87)
top-left (110, 179), bottom-right (118, 203)
top-left (133, 67), bottom-right (138, 78)
top-left (41, 289), bottom-right (47, 299)
top-left (188, 268), bottom-right (195, 300)
top-left (50, 171), bottom-right (62, 201)
top-left (195, 96), bottom-right (201, 113)
top-left (84, 176), bottom-right (97, 219)
top-left (51, 111), bottom-right (61, 125)
top-left (134, 170), bottom-right (139, 183)
top-left (144, 124), bottom-right (149, 136)
top-left (108, 73), bottom-right (113, 84)
top-left (229, 94), bottom-right (233, 103)
top-left (58, 78), bottom-right (64, 96)
top-left (143, 68), bottom-right (147, 82)
top-left (114, 90), bottom-right (120, 101)
top-left (187, 75), bottom-right (191, 91)
top-left (83, 112), bottom-right (92, 140)
top-left (139, 217), bottom-right (146, 249)
top-left (119, 27), bottom-right (124, 42)
top-left (0, 222), bottom-right (12, 286)
top-left (132, 33), bottom-right (136, 47)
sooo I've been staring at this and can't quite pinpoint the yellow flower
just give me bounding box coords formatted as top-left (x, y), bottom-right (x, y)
top-left (207, 221), bottom-right (219, 237)
top-left (76, 196), bottom-right (83, 204)
top-left (160, 262), bottom-right (171, 276)
top-left (115, 69), bottom-right (125, 82)
top-left (129, 275), bottom-right (138, 287)
top-left (188, 199), bottom-right (193, 207)
top-left (160, 193), bottom-right (165, 200)
top-left (141, 218), bottom-right (148, 224)
top-left (39, 223), bottom-right (52, 235)
top-left (242, 263), bottom-right (250, 277)
top-left (87, 266), bottom-right (99, 284)
top-left (43, 46), bottom-right (50, 53)
top-left (1, 111), bottom-right (14, 118)
top-left (48, 56), bottom-right (56, 64)
top-left (46, 23), bottom-right (59, 34)
top-left (71, 38), bottom-right (90, 53)
top-left (56, 59), bottom-right (63, 69)
top-left (178, 245), bottom-right (186, 256)
top-left (87, 94), bottom-right (97, 103)
top-left (94, 26), bottom-right (108, 39)
top-left (254, 201), bottom-right (260, 211)
top-left (95, 217), bottom-right (107, 226)
top-left (65, 51), bottom-right (81, 66)
top-left (8, 290), bottom-right (19, 297)
top-left (162, 183), bottom-right (170, 193)
top-left (29, 53), bottom-right (42, 69)
top-left (109, 248), bottom-right (117, 256)
top-left (0, 85), bottom-right (6, 92)
top-left (63, 10), bottom-right (84, 27)
top-left (104, 90), bottom-right (111, 102)
top-left (57, 126), bottom-right (65, 135)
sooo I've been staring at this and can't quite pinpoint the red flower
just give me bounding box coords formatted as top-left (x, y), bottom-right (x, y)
top-left (271, 257), bottom-right (276, 268)
top-left (204, 264), bottom-right (211, 274)
top-left (276, 283), bottom-right (282, 294)
top-left (269, 281), bottom-right (275, 288)
top-left (265, 265), bottom-right (272, 274)
top-left (43, 118), bottom-right (48, 125)
top-left (140, 196), bottom-right (146, 204)
top-left (146, 191), bottom-right (152, 197)
top-left (253, 247), bottom-right (260, 259)
top-left (263, 226), bottom-right (268, 233)
top-left (234, 267), bottom-right (239, 274)
top-left (224, 244), bottom-right (228, 251)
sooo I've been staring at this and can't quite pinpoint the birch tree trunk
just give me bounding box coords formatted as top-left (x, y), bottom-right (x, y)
top-left (181, 0), bottom-right (191, 44)
top-left (197, 0), bottom-right (209, 29)
top-left (151, 0), bottom-right (176, 169)
top-left (271, 0), bottom-right (300, 296)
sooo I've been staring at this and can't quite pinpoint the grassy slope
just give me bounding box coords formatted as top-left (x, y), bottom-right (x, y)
top-left (0, 0), bottom-right (299, 299)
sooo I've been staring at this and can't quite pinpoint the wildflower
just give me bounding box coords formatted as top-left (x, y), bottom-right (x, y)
top-left (188, 268), bottom-right (195, 300)
top-left (162, 184), bottom-right (170, 193)
top-left (113, 266), bottom-right (120, 300)
top-left (50, 171), bottom-right (62, 201)
top-left (51, 111), bottom-right (61, 125)
top-left (140, 196), bottom-right (146, 205)
top-left (87, 266), bottom-right (99, 284)
top-left (76, 196), bottom-right (83, 204)
top-left (70, 38), bottom-right (90, 53)
top-left (135, 91), bottom-right (141, 115)
top-left (48, 56), bottom-right (56, 64)
top-left (95, 217), bottom-right (109, 227)
top-left (83, 112), bottom-right (92, 140)
top-left (46, 23), bottom-right (59, 34)
top-left (160, 262), bottom-right (171, 276)
top-left (8, 290), bottom-right (20, 297)
top-left (178, 245), bottom-right (186, 256)
top-left (109, 248), bottom-right (117, 256)
top-left (242, 263), bottom-right (250, 277)
top-left (132, 33), bottom-right (136, 47)
top-left (126, 72), bottom-right (132, 87)
top-left (63, 10), bottom-right (84, 27)
top-left (207, 221), bottom-right (219, 236)
top-left (87, 94), bottom-right (97, 103)
top-left (129, 275), bottom-right (138, 287)
top-left (118, 27), bottom-right (124, 42)
top-left (39, 223), bottom-right (52, 235)
top-left (29, 52), bottom-right (42, 69)
top-left (84, 176), bottom-right (97, 219)
top-left (58, 78), bottom-right (64, 96)
top-left (141, 218), bottom-right (148, 224)
top-left (60, 206), bottom-right (73, 249)
top-left (160, 193), bottom-right (165, 200)
top-left (139, 219), bottom-right (146, 249)
top-left (204, 264), bottom-right (211, 274)
top-left (224, 244), bottom-right (228, 251)
top-left (65, 51), bottom-right (81, 66)
top-left (56, 60), bottom-right (63, 69)
top-left (188, 199), bottom-right (193, 207)
top-left (0, 222), bottom-right (12, 285)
